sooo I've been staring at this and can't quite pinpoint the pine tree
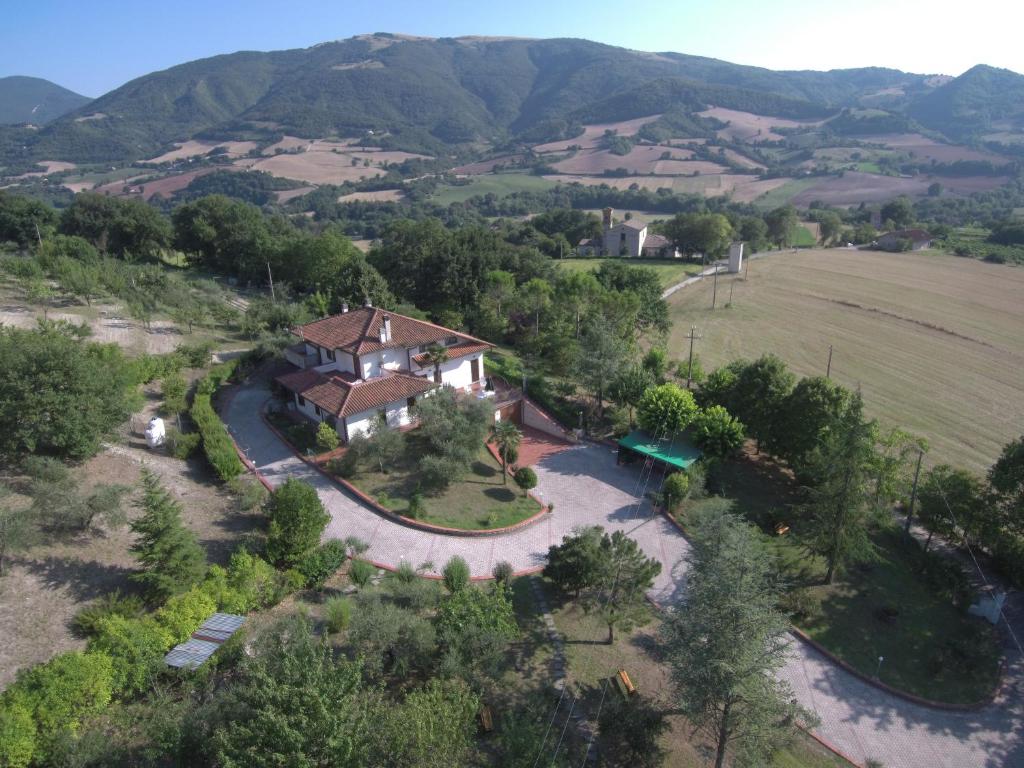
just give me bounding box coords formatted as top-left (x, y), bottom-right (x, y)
top-left (130, 469), bottom-right (206, 603)
top-left (583, 530), bottom-right (661, 644)
top-left (800, 393), bottom-right (878, 584)
top-left (662, 505), bottom-right (807, 768)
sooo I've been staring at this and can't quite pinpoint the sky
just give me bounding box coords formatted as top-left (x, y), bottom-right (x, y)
top-left (1, 0), bottom-right (1020, 97)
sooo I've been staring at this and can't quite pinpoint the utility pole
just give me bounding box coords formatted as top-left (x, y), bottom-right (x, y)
top-left (826, 345), bottom-right (833, 379)
top-left (904, 448), bottom-right (924, 532)
top-left (266, 261), bottom-right (276, 301)
top-left (684, 325), bottom-right (702, 389)
top-left (711, 266), bottom-right (719, 309)
top-left (34, 221), bottom-right (43, 249)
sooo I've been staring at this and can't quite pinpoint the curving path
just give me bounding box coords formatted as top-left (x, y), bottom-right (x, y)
top-left (225, 382), bottom-right (1023, 768)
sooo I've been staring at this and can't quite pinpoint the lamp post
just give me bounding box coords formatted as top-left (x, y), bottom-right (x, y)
top-left (875, 655), bottom-right (885, 679)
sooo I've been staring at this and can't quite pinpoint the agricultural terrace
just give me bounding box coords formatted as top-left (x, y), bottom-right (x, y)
top-left (666, 248), bottom-right (1024, 473)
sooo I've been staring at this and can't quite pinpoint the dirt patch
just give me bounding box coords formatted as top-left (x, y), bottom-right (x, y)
top-left (789, 171), bottom-right (1010, 207)
top-left (861, 133), bottom-right (1009, 165)
top-left (551, 145), bottom-right (698, 175)
top-left (337, 189), bottom-right (405, 203)
top-left (275, 185), bottom-right (316, 203)
top-left (451, 154), bottom-right (527, 175)
top-left (532, 115), bottom-right (663, 153)
top-left (262, 135), bottom-right (313, 155)
top-left (136, 168), bottom-right (237, 201)
top-left (145, 140), bottom-right (258, 164)
top-left (0, 409), bottom-right (249, 690)
top-left (544, 173), bottom-right (786, 202)
top-left (11, 160), bottom-right (77, 180)
top-left (721, 148), bottom-right (763, 169)
top-left (699, 106), bottom-right (827, 143)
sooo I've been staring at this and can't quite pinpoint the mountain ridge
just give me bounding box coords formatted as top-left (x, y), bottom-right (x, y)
top-left (0, 76), bottom-right (92, 125)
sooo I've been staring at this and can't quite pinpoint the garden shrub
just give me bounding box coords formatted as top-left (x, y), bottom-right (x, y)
top-left (191, 392), bottom-right (244, 481)
top-left (176, 340), bottom-right (214, 368)
top-left (349, 559), bottom-right (374, 587)
top-left (265, 478), bottom-right (329, 566)
top-left (324, 596), bottom-right (352, 633)
top-left (71, 591), bottom-right (144, 638)
top-left (87, 616), bottom-right (168, 695)
top-left (327, 451), bottom-right (359, 479)
top-left (442, 556), bottom-right (470, 593)
top-left (7, 651), bottom-right (113, 758)
top-left (298, 540), bottom-right (348, 590)
top-left (166, 428), bottom-right (201, 460)
top-left (407, 491), bottom-right (425, 519)
top-left (513, 466), bottom-right (537, 497)
top-left (315, 421), bottom-right (339, 453)
top-left (225, 549), bottom-right (283, 611)
top-left (153, 587), bottom-right (216, 645)
top-left (227, 474), bottom-right (268, 511)
top-left (0, 697), bottom-right (36, 768)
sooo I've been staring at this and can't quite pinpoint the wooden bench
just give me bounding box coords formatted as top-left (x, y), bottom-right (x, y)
top-left (774, 522), bottom-right (790, 536)
top-left (479, 705), bottom-right (494, 733)
top-left (617, 669), bottom-right (637, 698)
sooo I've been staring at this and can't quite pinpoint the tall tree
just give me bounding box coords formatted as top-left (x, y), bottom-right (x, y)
top-left (576, 312), bottom-right (631, 418)
top-left (800, 394), bottom-right (877, 584)
top-left (774, 376), bottom-right (851, 475)
top-left (610, 364), bottom-right (654, 427)
top-left (490, 420), bottom-right (522, 485)
top-left (732, 355), bottom-right (795, 452)
top-left (543, 526), bottom-right (605, 598)
top-left (990, 436), bottom-right (1024, 534)
top-left (764, 205), bottom-right (799, 249)
top-left (918, 465), bottom-right (988, 550)
top-left (662, 505), bottom-right (804, 768)
top-left (265, 478), bottom-right (330, 566)
top-left (637, 383), bottom-right (698, 436)
top-left (583, 530), bottom-right (661, 644)
top-left (130, 470), bottom-right (206, 602)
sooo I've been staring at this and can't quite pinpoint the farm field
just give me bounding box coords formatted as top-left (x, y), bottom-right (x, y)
top-left (337, 189), bottom-right (405, 203)
top-left (788, 171), bottom-right (1009, 207)
top-left (532, 114), bottom-right (662, 153)
top-left (557, 257), bottom-right (702, 287)
top-left (145, 140), bottom-right (258, 163)
top-left (665, 248), bottom-right (1024, 473)
top-left (431, 173), bottom-right (558, 204)
top-left (544, 173), bottom-right (787, 201)
top-left (697, 106), bottom-right (829, 143)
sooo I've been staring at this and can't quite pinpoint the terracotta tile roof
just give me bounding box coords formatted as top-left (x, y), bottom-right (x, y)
top-left (411, 340), bottom-right (490, 366)
top-left (276, 368), bottom-right (433, 417)
top-left (292, 306), bottom-right (493, 356)
top-left (642, 233), bottom-right (672, 249)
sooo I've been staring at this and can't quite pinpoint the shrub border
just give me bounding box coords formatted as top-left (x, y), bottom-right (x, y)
top-left (657, 508), bottom-right (1007, 713)
top-left (258, 401), bottom-right (550, 538)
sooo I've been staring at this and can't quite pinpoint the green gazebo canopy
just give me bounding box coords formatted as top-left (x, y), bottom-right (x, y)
top-left (617, 430), bottom-right (702, 469)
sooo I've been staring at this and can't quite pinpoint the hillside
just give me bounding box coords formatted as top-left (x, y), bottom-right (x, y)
top-left (16, 35), bottom-right (943, 162)
top-left (0, 76), bottom-right (91, 124)
top-left (909, 64), bottom-right (1024, 141)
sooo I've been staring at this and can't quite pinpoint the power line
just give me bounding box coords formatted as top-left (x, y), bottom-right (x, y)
top-left (549, 695), bottom-right (577, 767)
top-left (531, 684), bottom-right (568, 768)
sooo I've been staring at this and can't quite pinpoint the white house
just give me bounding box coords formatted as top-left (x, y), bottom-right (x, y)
top-left (276, 304), bottom-right (492, 442)
top-left (577, 207), bottom-right (680, 259)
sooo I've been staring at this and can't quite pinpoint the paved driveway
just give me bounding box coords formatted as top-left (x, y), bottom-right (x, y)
top-left (224, 382), bottom-right (1023, 768)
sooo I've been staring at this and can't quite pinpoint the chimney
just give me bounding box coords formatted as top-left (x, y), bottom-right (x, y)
top-left (364, 296), bottom-right (373, 308)
top-left (380, 314), bottom-right (392, 343)
top-left (602, 207), bottom-right (613, 230)
top-left (341, 302), bottom-right (349, 314)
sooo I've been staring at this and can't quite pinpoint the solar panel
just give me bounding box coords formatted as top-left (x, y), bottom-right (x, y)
top-left (163, 613), bottom-right (246, 669)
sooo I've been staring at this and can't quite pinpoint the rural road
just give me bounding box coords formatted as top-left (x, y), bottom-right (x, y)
top-left (224, 381), bottom-right (1024, 768)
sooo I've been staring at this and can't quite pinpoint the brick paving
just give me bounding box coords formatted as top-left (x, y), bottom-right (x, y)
top-left (225, 381), bottom-right (1024, 768)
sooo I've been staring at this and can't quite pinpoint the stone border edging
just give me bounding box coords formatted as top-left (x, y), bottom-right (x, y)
top-left (258, 402), bottom-right (551, 538)
top-left (656, 508), bottom-right (1005, 714)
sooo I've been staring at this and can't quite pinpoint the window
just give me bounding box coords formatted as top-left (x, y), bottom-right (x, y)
top-left (297, 394), bottom-right (306, 407)
top-left (446, 336), bottom-right (459, 346)
top-left (406, 396), bottom-right (416, 409)
top-left (325, 348), bottom-right (335, 361)
top-left (314, 405), bottom-right (322, 417)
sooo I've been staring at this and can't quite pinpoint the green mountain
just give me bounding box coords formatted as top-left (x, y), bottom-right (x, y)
top-left (0, 76), bottom-right (91, 124)
top-left (909, 64), bottom-right (1024, 140)
top-left (11, 35), bottom-right (1019, 163)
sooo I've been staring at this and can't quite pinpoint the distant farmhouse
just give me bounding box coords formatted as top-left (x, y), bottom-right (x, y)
top-left (578, 207), bottom-right (679, 258)
top-left (876, 228), bottom-right (933, 252)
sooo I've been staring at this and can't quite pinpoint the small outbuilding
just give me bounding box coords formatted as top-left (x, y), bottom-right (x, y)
top-left (876, 229), bottom-right (932, 252)
top-left (617, 430), bottom-right (702, 471)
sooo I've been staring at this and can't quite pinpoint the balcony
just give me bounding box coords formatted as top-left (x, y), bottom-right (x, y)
top-left (284, 343), bottom-right (318, 369)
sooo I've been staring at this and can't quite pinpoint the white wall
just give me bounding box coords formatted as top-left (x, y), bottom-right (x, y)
top-left (345, 399), bottom-right (412, 439)
top-left (414, 353), bottom-right (484, 390)
top-left (360, 348), bottom-right (405, 379)
top-left (523, 399), bottom-right (576, 442)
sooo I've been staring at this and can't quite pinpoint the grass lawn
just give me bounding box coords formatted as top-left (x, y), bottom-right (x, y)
top-left (545, 584), bottom-right (852, 767)
top-left (752, 177), bottom-right (820, 210)
top-left (674, 452), bottom-right (1001, 706)
top-left (347, 434), bottom-right (540, 530)
top-left (556, 257), bottom-right (703, 288)
top-left (432, 173), bottom-right (557, 204)
top-left (666, 248), bottom-right (1024, 473)
top-left (793, 226), bottom-right (818, 247)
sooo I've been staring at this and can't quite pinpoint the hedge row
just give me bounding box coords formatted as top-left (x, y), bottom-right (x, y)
top-left (189, 359), bottom-right (243, 482)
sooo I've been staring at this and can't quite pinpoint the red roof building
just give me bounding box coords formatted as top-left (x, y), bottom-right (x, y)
top-left (276, 304), bottom-right (494, 442)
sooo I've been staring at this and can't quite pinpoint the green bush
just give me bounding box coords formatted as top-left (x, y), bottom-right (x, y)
top-left (298, 540), bottom-right (348, 590)
top-left (222, 549), bottom-right (284, 612)
top-left (442, 556), bottom-right (470, 593)
top-left (71, 591), bottom-right (144, 638)
top-left (0, 697), bottom-right (36, 768)
top-left (323, 596), bottom-right (352, 633)
top-left (191, 392), bottom-right (244, 481)
top-left (659, 472), bottom-right (690, 512)
top-left (87, 616), bottom-right (168, 695)
top-left (407, 491), bottom-right (425, 519)
top-left (175, 340), bottom-right (214, 368)
top-left (327, 451), bottom-right (359, 479)
top-left (513, 466), bottom-right (538, 497)
top-left (315, 421), bottom-right (340, 453)
top-left (7, 651), bottom-right (113, 758)
top-left (153, 587), bottom-right (216, 645)
top-left (227, 474), bottom-right (268, 511)
top-left (166, 428), bottom-right (201, 460)
top-left (265, 478), bottom-right (329, 566)
top-left (349, 559), bottom-right (374, 587)
top-left (492, 561), bottom-right (513, 585)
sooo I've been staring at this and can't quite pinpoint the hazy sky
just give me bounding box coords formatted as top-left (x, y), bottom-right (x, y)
top-left (1, 0), bottom-right (1019, 97)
